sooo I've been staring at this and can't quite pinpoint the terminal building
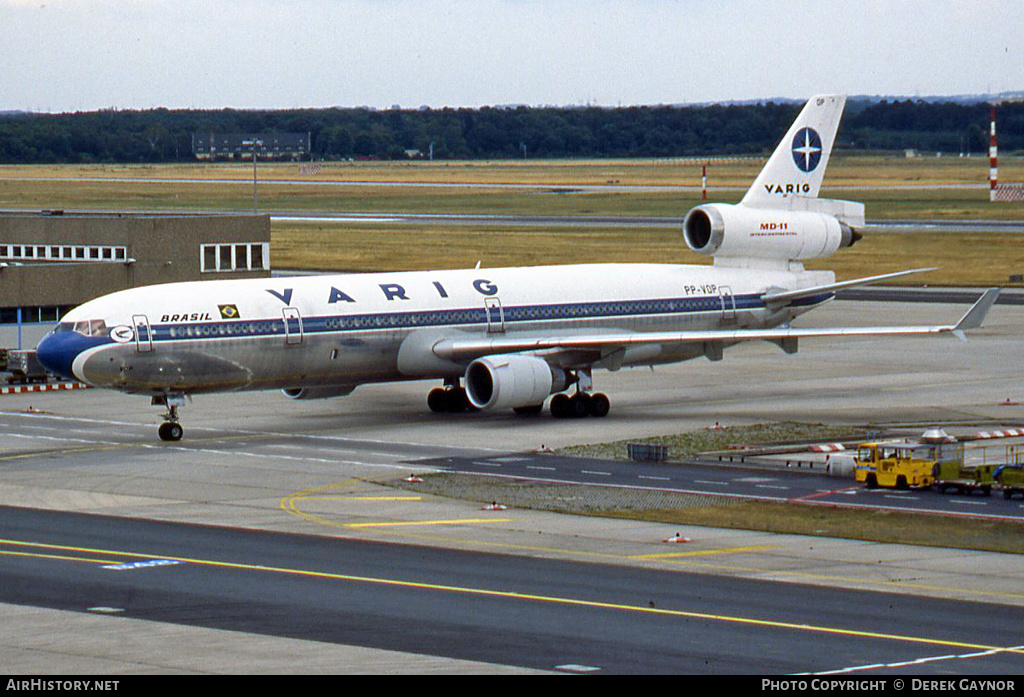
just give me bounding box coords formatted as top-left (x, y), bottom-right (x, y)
top-left (191, 133), bottom-right (311, 161)
top-left (0, 211), bottom-right (270, 349)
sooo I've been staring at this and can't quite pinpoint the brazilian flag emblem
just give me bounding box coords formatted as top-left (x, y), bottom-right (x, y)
top-left (218, 304), bottom-right (240, 320)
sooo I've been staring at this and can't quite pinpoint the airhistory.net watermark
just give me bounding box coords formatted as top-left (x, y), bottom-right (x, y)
top-left (6, 681), bottom-right (119, 692)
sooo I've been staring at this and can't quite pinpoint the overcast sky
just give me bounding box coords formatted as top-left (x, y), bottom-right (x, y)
top-left (2, 0), bottom-right (1021, 113)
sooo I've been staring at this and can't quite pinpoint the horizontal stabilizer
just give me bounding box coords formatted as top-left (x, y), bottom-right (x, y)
top-left (761, 268), bottom-right (939, 305)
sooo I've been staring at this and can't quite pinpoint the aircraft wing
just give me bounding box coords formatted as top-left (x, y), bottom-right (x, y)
top-left (431, 288), bottom-right (1000, 361)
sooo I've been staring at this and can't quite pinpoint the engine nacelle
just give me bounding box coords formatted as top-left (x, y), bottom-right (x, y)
top-left (682, 203), bottom-right (858, 261)
top-left (282, 385), bottom-right (357, 400)
top-left (464, 354), bottom-right (567, 411)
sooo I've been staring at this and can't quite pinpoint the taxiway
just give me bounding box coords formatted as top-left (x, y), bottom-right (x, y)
top-left (2, 298), bottom-right (1023, 673)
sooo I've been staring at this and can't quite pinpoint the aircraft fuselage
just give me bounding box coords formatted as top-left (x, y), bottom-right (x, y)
top-left (40, 262), bottom-right (834, 396)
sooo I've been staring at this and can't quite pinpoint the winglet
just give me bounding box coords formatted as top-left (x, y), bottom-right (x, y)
top-left (951, 288), bottom-right (1000, 340)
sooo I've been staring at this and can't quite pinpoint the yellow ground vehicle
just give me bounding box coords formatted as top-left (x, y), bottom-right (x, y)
top-left (994, 464), bottom-right (1024, 500)
top-left (854, 442), bottom-right (948, 489)
top-left (932, 460), bottom-right (997, 496)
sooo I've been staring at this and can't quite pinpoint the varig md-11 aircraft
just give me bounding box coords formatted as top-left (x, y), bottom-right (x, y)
top-left (37, 95), bottom-right (998, 441)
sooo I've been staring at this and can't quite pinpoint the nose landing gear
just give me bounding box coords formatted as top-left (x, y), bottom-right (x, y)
top-left (158, 420), bottom-right (184, 442)
top-left (152, 394), bottom-right (186, 441)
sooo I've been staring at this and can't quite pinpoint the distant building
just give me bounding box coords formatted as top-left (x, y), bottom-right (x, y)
top-left (192, 132), bottom-right (311, 161)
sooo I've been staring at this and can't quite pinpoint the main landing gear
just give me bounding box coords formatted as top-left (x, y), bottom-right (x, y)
top-left (548, 364), bottom-right (610, 419)
top-left (550, 367), bottom-right (610, 419)
top-left (427, 380), bottom-right (476, 413)
top-left (550, 390), bottom-right (610, 419)
top-left (152, 394), bottom-right (186, 441)
top-left (425, 369), bottom-right (611, 419)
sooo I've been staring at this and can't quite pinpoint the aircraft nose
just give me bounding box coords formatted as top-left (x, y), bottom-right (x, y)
top-left (36, 330), bottom-right (85, 382)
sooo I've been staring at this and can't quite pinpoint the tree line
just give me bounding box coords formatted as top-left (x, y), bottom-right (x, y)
top-left (0, 99), bottom-right (1021, 164)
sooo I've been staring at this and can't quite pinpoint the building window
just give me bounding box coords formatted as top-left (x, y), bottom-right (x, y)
top-left (0, 305), bottom-right (72, 326)
top-left (0, 244), bottom-right (127, 263)
top-left (200, 242), bottom-right (269, 272)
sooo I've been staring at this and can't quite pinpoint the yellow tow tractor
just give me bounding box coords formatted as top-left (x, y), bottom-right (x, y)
top-left (854, 441), bottom-right (952, 490)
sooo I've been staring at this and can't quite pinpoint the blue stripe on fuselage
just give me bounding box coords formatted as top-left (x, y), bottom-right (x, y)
top-left (146, 291), bottom-right (832, 344)
top-left (37, 292), bottom-right (835, 373)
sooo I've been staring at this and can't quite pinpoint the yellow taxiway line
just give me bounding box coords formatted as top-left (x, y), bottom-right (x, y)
top-left (2, 537), bottom-right (1022, 659)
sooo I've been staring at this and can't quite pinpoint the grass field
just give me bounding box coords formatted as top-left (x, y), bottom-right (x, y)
top-left (1, 152), bottom-right (1020, 186)
top-left (389, 421), bottom-right (1024, 554)
top-left (393, 473), bottom-right (1024, 554)
top-left (271, 220), bottom-right (1024, 286)
top-left (3, 156), bottom-right (1024, 282)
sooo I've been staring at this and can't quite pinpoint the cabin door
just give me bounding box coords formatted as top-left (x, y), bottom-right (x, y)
top-left (283, 307), bottom-right (304, 345)
top-left (484, 297), bottom-right (505, 334)
top-left (132, 314), bottom-right (153, 353)
top-left (719, 287), bottom-right (736, 323)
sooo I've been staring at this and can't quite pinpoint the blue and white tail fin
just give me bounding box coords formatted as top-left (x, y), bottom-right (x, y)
top-left (741, 95), bottom-right (847, 208)
top-left (682, 94), bottom-right (863, 266)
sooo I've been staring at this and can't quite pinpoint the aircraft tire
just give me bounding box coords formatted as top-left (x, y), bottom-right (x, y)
top-left (449, 387), bottom-right (473, 412)
top-left (427, 388), bottom-right (449, 412)
top-left (428, 387), bottom-right (475, 413)
top-left (159, 422), bottom-right (183, 442)
top-left (589, 393), bottom-right (610, 418)
top-left (569, 393), bottom-right (591, 418)
top-left (550, 393), bottom-right (572, 418)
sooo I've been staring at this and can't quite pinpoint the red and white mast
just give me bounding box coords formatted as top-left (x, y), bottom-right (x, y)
top-left (990, 106), bottom-right (998, 202)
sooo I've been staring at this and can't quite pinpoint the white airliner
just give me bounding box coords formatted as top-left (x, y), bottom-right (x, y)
top-left (36, 95), bottom-right (999, 441)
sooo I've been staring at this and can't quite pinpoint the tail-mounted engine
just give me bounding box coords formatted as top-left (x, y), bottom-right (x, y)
top-left (683, 203), bottom-right (860, 261)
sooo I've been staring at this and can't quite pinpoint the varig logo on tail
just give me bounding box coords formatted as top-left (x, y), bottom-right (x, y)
top-left (791, 127), bottom-right (822, 172)
top-left (740, 94), bottom-right (845, 207)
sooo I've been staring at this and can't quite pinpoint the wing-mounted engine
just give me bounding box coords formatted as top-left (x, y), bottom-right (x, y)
top-left (464, 354), bottom-right (569, 411)
top-left (682, 202), bottom-right (861, 262)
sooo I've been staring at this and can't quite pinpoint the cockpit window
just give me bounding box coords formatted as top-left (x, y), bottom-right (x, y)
top-left (65, 319), bottom-right (109, 337)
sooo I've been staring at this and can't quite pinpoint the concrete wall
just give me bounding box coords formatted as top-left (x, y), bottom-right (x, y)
top-left (0, 212), bottom-right (270, 308)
